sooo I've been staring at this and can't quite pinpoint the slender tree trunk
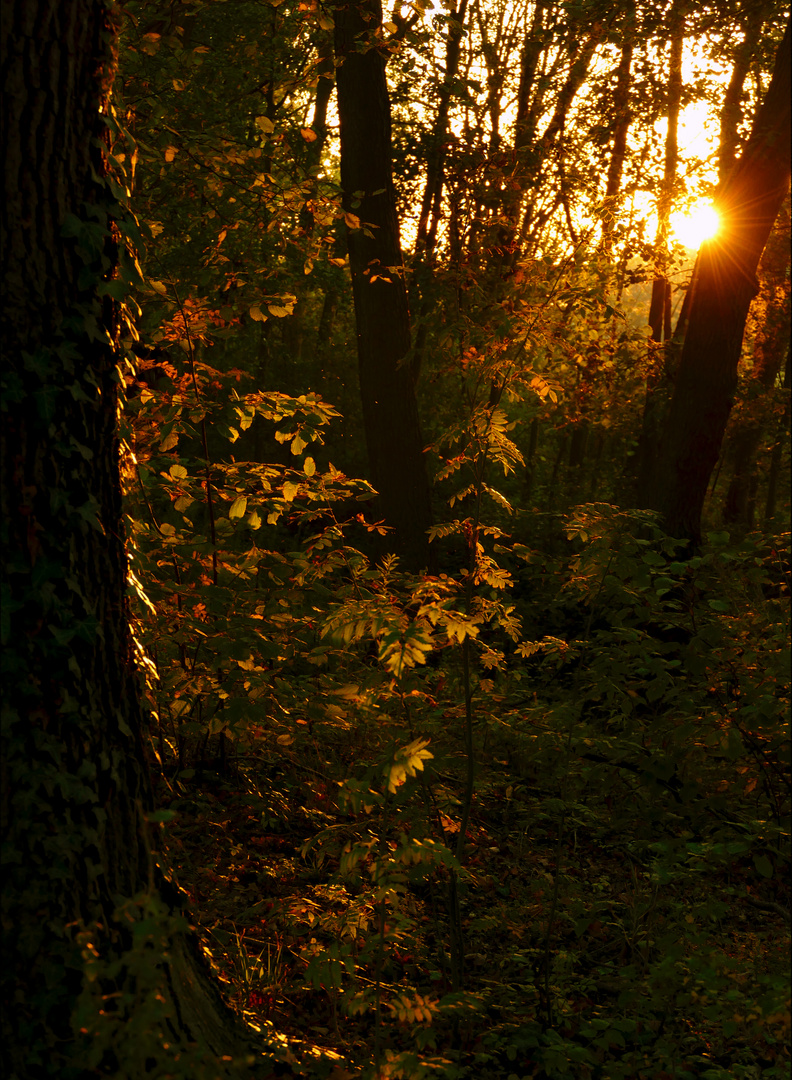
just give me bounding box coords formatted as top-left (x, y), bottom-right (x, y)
top-left (723, 215), bottom-right (790, 525)
top-left (415, 0), bottom-right (469, 258)
top-left (1, 4), bottom-right (284, 1074)
top-left (600, 37), bottom-right (634, 252)
top-left (514, 0), bottom-right (548, 155)
top-left (718, 4), bottom-right (767, 185)
top-left (635, 2), bottom-right (684, 499)
top-left (763, 347), bottom-right (791, 523)
top-left (333, 0), bottom-right (433, 571)
top-left (653, 20), bottom-right (791, 544)
top-left (299, 29), bottom-right (335, 236)
top-left (501, 12), bottom-right (604, 261)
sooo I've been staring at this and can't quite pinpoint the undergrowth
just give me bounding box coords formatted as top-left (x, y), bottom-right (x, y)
top-left (123, 345), bottom-right (790, 1080)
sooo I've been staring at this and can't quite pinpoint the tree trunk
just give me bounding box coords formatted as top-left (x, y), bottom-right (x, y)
top-left (653, 19), bottom-right (791, 545)
top-left (723, 213), bottom-right (791, 526)
top-left (635, 2), bottom-right (684, 499)
top-left (0, 3), bottom-right (285, 1075)
top-left (718, 4), bottom-right (767, 185)
top-left (501, 10), bottom-right (604, 262)
top-left (600, 37), bottom-right (634, 252)
top-left (415, 0), bottom-right (469, 258)
top-left (763, 347), bottom-right (791, 524)
top-left (333, 0), bottom-right (434, 571)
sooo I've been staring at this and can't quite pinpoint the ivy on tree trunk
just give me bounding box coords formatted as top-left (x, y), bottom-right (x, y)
top-left (0, 3), bottom-right (286, 1075)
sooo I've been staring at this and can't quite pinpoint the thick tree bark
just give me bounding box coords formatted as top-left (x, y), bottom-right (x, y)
top-left (333, 0), bottom-right (434, 571)
top-left (0, 3), bottom-right (283, 1075)
top-left (652, 19), bottom-right (791, 544)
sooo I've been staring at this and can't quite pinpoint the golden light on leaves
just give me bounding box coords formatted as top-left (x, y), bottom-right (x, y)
top-left (670, 202), bottom-right (720, 249)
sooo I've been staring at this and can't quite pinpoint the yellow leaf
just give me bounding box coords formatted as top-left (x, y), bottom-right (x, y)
top-left (330, 684), bottom-right (359, 698)
top-left (343, 212), bottom-right (361, 230)
top-left (172, 79), bottom-right (186, 91)
top-left (164, 145), bottom-right (178, 162)
top-left (169, 464), bottom-right (187, 479)
top-left (249, 304), bottom-right (267, 322)
top-left (282, 481), bottom-right (299, 502)
top-left (300, 127), bottom-right (318, 142)
top-left (150, 280), bottom-right (168, 295)
top-left (228, 495), bottom-right (247, 519)
top-left (255, 115), bottom-right (274, 133)
top-left (277, 734), bottom-right (294, 746)
top-left (267, 304), bottom-right (291, 317)
top-left (291, 433), bottom-right (307, 455)
top-left (304, 456), bottom-right (316, 477)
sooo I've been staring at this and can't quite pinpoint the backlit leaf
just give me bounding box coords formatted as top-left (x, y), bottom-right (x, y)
top-left (228, 496), bottom-right (247, 519)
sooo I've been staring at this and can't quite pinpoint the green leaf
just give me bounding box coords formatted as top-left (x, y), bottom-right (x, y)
top-left (753, 854), bottom-right (773, 878)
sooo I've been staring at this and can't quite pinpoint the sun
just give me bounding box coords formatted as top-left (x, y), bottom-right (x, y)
top-left (670, 203), bottom-right (720, 249)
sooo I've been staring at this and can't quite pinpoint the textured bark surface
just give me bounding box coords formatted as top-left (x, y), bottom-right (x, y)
top-left (653, 19), bottom-right (791, 544)
top-left (0, 3), bottom-right (278, 1074)
top-left (334, 0), bottom-right (433, 572)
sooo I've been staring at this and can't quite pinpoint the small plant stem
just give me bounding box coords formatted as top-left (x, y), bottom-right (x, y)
top-left (373, 777), bottom-right (394, 1078)
top-left (171, 283), bottom-right (218, 586)
top-left (538, 811), bottom-right (564, 1029)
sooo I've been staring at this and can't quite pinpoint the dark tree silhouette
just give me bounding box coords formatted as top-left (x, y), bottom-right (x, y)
top-left (334, 0), bottom-right (434, 571)
top-left (0, 3), bottom-right (283, 1075)
top-left (653, 19), bottom-right (791, 544)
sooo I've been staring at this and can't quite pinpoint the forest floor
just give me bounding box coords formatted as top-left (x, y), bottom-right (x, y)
top-left (151, 704), bottom-right (790, 1080)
